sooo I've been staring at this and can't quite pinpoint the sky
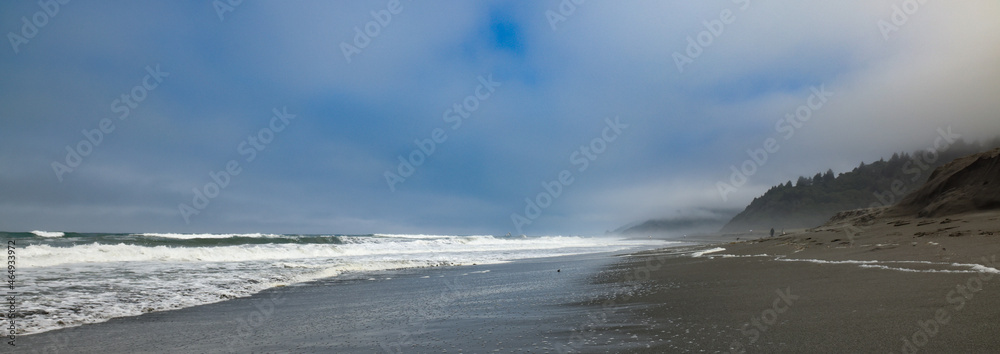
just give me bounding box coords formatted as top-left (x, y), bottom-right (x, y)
top-left (1, 0), bottom-right (999, 235)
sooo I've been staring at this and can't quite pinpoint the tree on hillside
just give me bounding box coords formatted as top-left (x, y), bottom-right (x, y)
top-left (823, 169), bottom-right (834, 183)
top-left (720, 137), bottom-right (1000, 233)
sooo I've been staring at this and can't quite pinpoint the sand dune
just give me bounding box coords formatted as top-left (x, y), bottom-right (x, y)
top-left (889, 147), bottom-right (1000, 218)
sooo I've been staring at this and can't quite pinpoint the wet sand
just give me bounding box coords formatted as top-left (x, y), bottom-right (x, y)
top-left (14, 251), bottom-right (670, 353)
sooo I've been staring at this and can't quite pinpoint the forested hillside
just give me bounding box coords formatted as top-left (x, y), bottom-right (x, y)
top-left (720, 138), bottom-right (999, 233)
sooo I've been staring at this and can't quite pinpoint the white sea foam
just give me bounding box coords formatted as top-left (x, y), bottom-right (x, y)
top-left (373, 233), bottom-right (492, 239)
top-left (132, 232), bottom-right (282, 239)
top-left (696, 251), bottom-right (1000, 274)
top-left (19, 236), bottom-right (669, 268)
top-left (691, 247), bottom-right (726, 257)
top-left (713, 253), bottom-right (772, 258)
top-left (778, 258), bottom-right (1000, 274)
top-left (30, 230), bottom-right (64, 237)
top-left (15, 234), bottom-right (675, 335)
top-left (968, 264), bottom-right (1000, 274)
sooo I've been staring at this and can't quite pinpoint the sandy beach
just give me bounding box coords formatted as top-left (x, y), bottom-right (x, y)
top-left (597, 210), bottom-right (1000, 353)
top-left (14, 210), bottom-right (1000, 353)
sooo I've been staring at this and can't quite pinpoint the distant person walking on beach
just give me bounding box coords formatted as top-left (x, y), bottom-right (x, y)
top-left (770, 228), bottom-right (775, 237)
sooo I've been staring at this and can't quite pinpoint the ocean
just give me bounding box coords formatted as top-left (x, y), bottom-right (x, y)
top-left (4, 231), bottom-right (674, 336)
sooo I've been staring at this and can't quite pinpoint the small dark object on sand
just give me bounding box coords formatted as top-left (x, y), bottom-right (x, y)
top-left (557, 269), bottom-right (560, 272)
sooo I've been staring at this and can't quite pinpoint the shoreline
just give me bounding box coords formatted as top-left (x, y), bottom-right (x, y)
top-left (13, 209), bottom-right (1000, 353)
top-left (5, 233), bottom-right (669, 338)
top-left (13, 250), bottom-right (669, 353)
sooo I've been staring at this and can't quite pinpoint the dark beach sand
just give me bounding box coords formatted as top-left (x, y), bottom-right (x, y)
top-left (599, 211), bottom-right (1000, 353)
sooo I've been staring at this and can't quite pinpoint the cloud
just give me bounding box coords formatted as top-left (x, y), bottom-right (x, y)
top-left (1, 0), bottom-right (997, 235)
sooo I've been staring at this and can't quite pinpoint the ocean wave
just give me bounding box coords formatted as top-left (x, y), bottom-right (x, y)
top-left (12, 234), bottom-right (674, 335)
top-left (30, 230), bottom-right (64, 237)
top-left (18, 236), bottom-right (671, 268)
top-left (13, 257), bottom-right (480, 336)
top-left (372, 233), bottom-right (494, 239)
top-left (132, 232), bottom-right (283, 239)
top-left (19, 243), bottom-right (344, 267)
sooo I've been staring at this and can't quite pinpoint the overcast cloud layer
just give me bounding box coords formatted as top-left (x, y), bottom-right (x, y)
top-left (2, 1), bottom-right (998, 235)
